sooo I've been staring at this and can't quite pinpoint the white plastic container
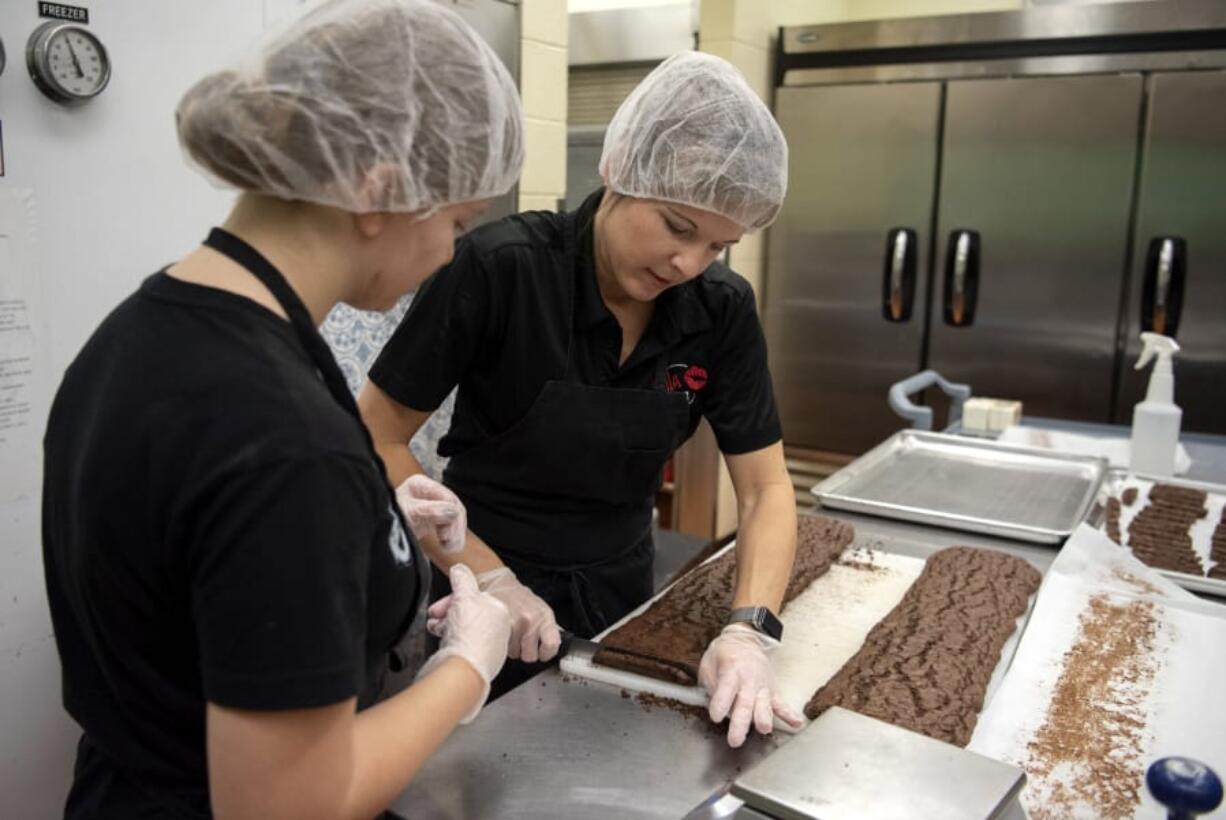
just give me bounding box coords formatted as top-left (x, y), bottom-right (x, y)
top-left (1129, 332), bottom-right (1182, 477)
top-left (987, 400), bottom-right (1022, 431)
top-left (962, 398), bottom-right (1022, 434)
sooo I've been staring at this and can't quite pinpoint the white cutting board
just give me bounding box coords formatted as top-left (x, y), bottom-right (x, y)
top-left (560, 542), bottom-right (927, 726)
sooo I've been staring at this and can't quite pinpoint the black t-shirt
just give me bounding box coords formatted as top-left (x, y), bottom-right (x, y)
top-left (369, 189), bottom-right (782, 459)
top-left (42, 272), bottom-right (423, 819)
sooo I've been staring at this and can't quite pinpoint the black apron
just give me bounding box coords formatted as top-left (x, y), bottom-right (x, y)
top-left (202, 228), bottom-right (430, 673)
top-left (441, 237), bottom-right (692, 641)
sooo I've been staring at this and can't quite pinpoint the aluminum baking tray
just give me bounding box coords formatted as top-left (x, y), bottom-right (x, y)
top-left (812, 430), bottom-right (1108, 544)
top-left (1089, 469), bottom-right (1226, 598)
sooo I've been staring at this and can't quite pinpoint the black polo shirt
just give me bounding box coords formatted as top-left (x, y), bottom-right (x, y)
top-left (43, 272), bottom-right (423, 819)
top-left (370, 189), bottom-right (782, 459)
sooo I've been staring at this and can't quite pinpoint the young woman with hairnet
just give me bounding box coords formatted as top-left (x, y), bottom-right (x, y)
top-left (41, 2), bottom-right (522, 817)
top-left (360, 52), bottom-right (803, 749)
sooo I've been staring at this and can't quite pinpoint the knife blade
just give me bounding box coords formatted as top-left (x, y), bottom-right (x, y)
top-left (559, 629), bottom-right (602, 657)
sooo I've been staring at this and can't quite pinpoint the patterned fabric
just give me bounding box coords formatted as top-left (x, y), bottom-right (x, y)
top-left (322, 293), bottom-right (449, 688)
top-left (321, 293), bottom-right (454, 480)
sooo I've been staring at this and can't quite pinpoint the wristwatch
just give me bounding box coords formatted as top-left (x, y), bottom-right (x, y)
top-left (727, 606), bottom-right (783, 642)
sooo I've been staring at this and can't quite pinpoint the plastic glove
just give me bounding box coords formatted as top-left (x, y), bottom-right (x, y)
top-left (698, 623), bottom-right (805, 748)
top-left (416, 564), bottom-right (511, 723)
top-left (475, 567), bottom-right (562, 663)
top-left (394, 474), bottom-right (467, 554)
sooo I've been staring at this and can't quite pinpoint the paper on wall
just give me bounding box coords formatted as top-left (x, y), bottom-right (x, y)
top-left (0, 189), bottom-right (47, 504)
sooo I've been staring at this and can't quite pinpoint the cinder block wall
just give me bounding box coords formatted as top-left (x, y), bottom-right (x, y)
top-left (519, 0), bottom-right (569, 213)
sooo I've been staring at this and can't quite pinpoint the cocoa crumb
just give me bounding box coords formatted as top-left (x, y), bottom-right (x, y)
top-left (633, 693), bottom-right (725, 738)
top-left (1024, 595), bottom-right (1160, 820)
top-left (1110, 569), bottom-right (1162, 596)
top-left (835, 550), bottom-right (887, 574)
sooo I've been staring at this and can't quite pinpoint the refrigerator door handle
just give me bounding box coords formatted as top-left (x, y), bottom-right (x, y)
top-left (943, 229), bottom-right (980, 326)
top-left (1143, 236), bottom-right (1186, 337)
top-left (882, 227), bottom-right (918, 322)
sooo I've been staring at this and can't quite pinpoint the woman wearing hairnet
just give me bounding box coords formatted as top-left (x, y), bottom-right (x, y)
top-left (360, 52), bottom-right (803, 749)
top-left (41, 2), bottom-right (521, 817)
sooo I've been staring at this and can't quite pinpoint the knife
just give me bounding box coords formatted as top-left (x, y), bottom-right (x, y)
top-left (558, 629), bottom-right (602, 657)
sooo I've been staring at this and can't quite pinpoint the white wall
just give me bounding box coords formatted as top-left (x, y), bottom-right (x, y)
top-left (0, 2), bottom-right (264, 815)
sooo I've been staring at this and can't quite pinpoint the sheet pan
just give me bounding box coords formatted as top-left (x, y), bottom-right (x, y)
top-left (813, 430), bottom-right (1108, 543)
top-left (1089, 469), bottom-right (1226, 597)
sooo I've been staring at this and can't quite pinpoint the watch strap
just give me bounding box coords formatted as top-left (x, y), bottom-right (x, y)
top-left (728, 606), bottom-right (783, 642)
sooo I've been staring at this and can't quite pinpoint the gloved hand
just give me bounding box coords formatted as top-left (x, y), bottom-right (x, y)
top-left (416, 564), bottom-right (511, 723)
top-left (394, 474), bottom-right (467, 554)
top-left (475, 567), bottom-right (562, 663)
top-left (698, 623), bottom-right (805, 748)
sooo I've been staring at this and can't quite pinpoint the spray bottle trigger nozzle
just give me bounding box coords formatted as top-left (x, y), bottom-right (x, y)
top-left (1136, 332), bottom-right (1181, 371)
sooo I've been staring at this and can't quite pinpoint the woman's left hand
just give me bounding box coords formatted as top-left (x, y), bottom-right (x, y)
top-left (394, 474), bottom-right (467, 553)
top-left (698, 624), bottom-right (805, 748)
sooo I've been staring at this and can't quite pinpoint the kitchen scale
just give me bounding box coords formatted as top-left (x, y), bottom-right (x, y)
top-left (683, 707), bottom-right (1026, 820)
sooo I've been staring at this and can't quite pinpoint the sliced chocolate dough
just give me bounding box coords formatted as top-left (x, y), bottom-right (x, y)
top-left (592, 514), bottom-right (854, 685)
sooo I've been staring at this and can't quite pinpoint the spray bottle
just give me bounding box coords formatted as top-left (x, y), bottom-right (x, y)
top-left (1130, 332), bottom-right (1182, 477)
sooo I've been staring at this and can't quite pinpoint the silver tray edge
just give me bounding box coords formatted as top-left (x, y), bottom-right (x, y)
top-left (812, 431), bottom-right (1108, 545)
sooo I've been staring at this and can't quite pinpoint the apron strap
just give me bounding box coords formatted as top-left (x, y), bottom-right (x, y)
top-left (203, 228), bottom-right (359, 418)
top-left (201, 227), bottom-right (427, 601)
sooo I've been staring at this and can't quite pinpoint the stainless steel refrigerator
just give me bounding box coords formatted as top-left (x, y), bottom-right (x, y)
top-left (766, 2), bottom-right (1226, 456)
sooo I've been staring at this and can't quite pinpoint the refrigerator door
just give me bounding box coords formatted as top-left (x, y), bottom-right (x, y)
top-left (767, 83), bottom-right (942, 455)
top-left (928, 74), bottom-right (1143, 423)
top-left (1118, 70), bottom-right (1226, 435)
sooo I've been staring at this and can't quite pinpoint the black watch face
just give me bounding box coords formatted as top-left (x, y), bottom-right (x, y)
top-left (733, 607), bottom-right (782, 640)
top-left (759, 609), bottom-right (783, 640)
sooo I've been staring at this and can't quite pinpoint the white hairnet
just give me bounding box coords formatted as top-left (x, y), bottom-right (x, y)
top-left (176, 0), bottom-right (523, 214)
top-left (599, 52), bottom-right (788, 232)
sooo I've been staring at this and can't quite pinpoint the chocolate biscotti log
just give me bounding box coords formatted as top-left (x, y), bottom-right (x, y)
top-left (804, 546), bottom-right (1041, 747)
top-left (592, 514), bottom-right (855, 685)
top-left (1126, 483), bottom-right (1208, 576)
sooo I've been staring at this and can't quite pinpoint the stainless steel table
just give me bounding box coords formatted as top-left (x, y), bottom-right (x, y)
top-left (389, 512), bottom-right (1057, 819)
top-left (388, 417), bottom-right (1225, 817)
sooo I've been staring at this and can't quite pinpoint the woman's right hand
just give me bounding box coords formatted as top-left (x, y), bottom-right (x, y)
top-left (418, 564), bottom-right (511, 721)
top-left (475, 567), bottom-right (562, 663)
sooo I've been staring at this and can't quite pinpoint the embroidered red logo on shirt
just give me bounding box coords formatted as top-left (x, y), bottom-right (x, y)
top-left (684, 365), bottom-right (708, 392)
top-left (665, 363), bottom-right (707, 405)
